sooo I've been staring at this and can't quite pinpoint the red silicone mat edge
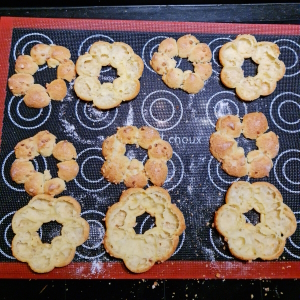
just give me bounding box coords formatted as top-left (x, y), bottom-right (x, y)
top-left (0, 17), bottom-right (13, 149)
top-left (1, 16), bottom-right (300, 34)
top-left (0, 261), bottom-right (300, 279)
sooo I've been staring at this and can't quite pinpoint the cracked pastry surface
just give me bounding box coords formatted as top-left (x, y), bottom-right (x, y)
top-left (104, 186), bottom-right (185, 273)
top-left (74, 40), bottom-right (143, 110)
top-left (219, 34), bottom-right (285, 101)
top-left (214, 181), bottom-right (296, 261)
top-left (11, 194), bottom-right (89, 273)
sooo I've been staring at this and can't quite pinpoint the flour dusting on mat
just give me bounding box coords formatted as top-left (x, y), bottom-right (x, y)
top-left (91, 261), bottom-right (104, 274)
top-left (187, 177), bottom-right (197, 195)
top-left (124, 103), bottom-right (134, 126)
top-left (214, 100), bottom-right (233, 118)
top-left (75, 266), bottom-right (85, 276)
top-left (126, 149), bottom-right (136, 160)
top-left (202, 247), bottom-right (216, 262)
top-left (59, 104), bottom-right (103, 145)
top-left (188, 94), bottom-right (195, 109)
top-left (59, 116), bottom-right (95, 145)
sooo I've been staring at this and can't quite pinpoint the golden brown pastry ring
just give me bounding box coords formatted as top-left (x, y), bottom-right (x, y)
top-left (7, 43), bottom-right (75, 108)
top-left (215, 181), bottom-right (296, 261)
top-left (10, 130), bottom-right (79, 197)
top-left (11, 194), bottom-right (90, 273)
top-left (150, 34), bottom-right (212, 94)
top-left (209, 112), bottom-right (279, 178)
top-left (104, 187), bottom-right (186, 273)
top-left (219, 34), bottom-right (285, 101)
top-left (101, 126), bottom-right (173, 188)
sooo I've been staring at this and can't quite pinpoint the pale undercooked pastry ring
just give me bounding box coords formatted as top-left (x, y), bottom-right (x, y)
top-left (104, 187), bottom-right (185, 273)
top-left (219, 34), bottom-right (285, 101)
top-left (11, 194), bottom-right (89, 273)
top-left (74, 41), bottom-right (144, 110)
top-left (214, 181), bottom-right (296, 261)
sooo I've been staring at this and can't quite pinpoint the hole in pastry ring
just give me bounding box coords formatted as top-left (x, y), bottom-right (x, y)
top-left (209, 112), bottom-right (279, 178)
top-left (101, 126), bottom-right (173, 188)
top-left (74, 41), bottom-right (144, 110)
top-left (104, 186), bottom-right (186, 273)
top-left (219, 34), bottom-right (286, 101)
top-left (11, 194), bottom-right (90, 273)
top-left (150, 34), bottom-right (213, 94)
top-left (214, 181), bottom-right (296, 261)
top-left (7, 43), bottom-right (75, 108)
top-left (10, 130), bottom-right (79, 197)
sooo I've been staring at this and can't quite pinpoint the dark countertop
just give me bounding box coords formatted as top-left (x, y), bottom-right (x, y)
top-left (0, 4), bottom-right (299, 24)
top-left (1, 277), bottom-right (300, 299)
top-left (0, 4), bottom-right (300, 300)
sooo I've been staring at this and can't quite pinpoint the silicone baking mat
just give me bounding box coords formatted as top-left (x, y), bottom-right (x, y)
top-left (0, 17), bottom-right (299, 279)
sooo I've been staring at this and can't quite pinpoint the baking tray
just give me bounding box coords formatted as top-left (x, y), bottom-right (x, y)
top-left (0, 17), bottom-right (299, 279)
